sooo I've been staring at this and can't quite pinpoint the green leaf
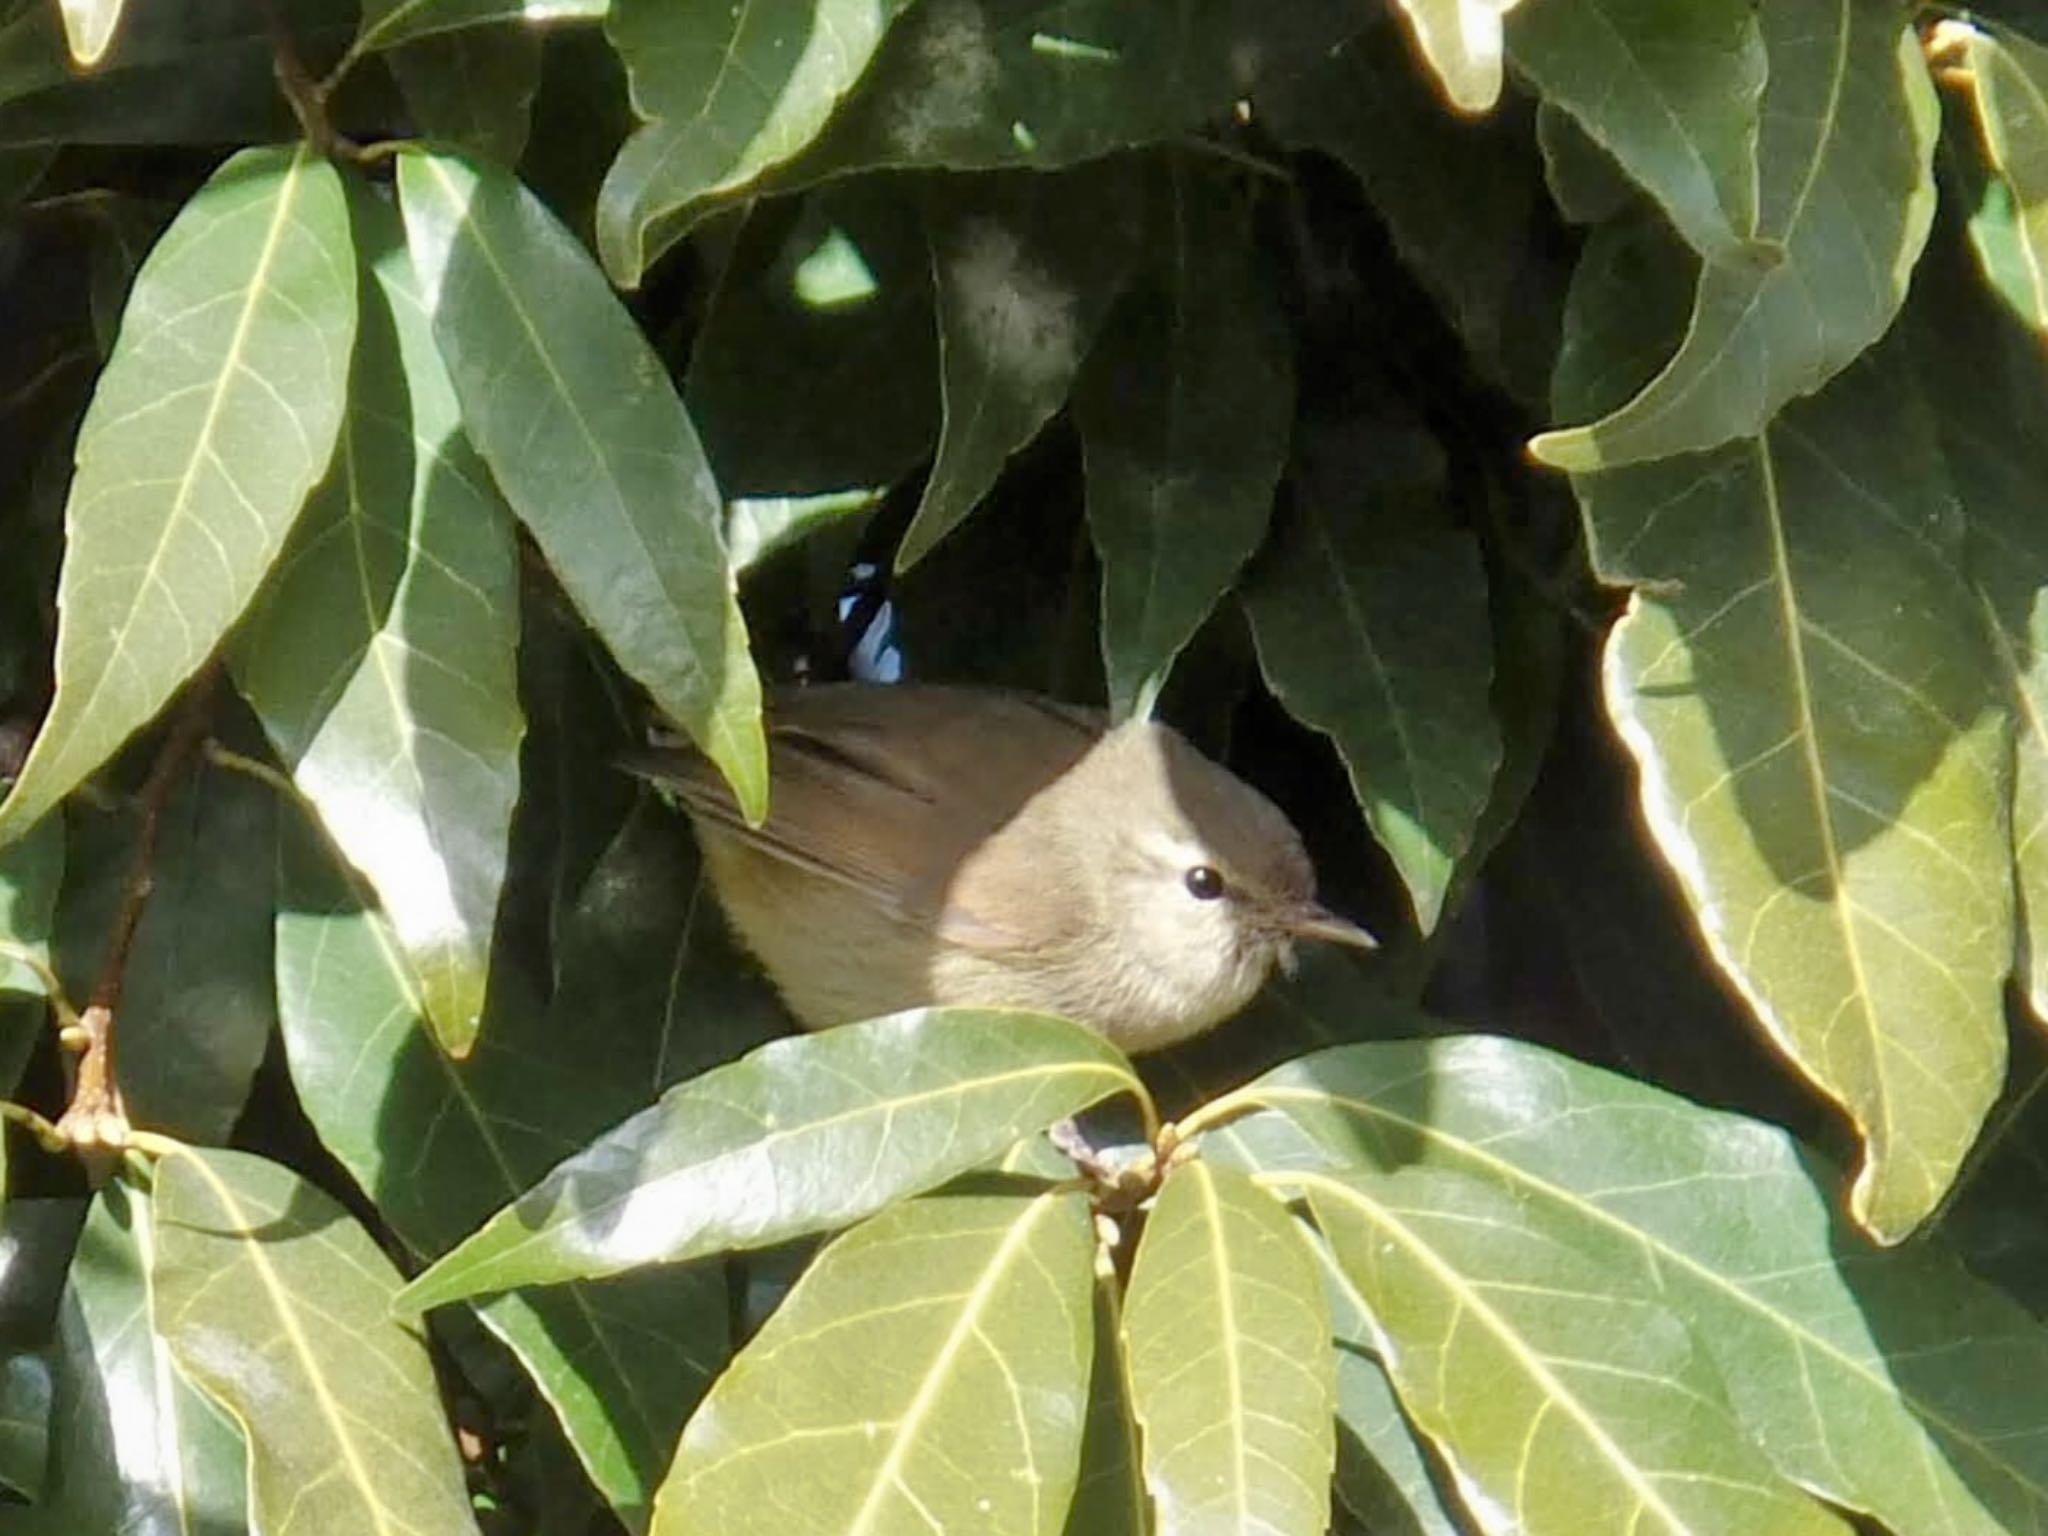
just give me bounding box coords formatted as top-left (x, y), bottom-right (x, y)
top-left (1561, 216), bottom-right (2012, 1241)
top-left (729, 488), bottom-right (886, 575)
top-left (1302, 1164), bottom-right (1848, 1536)
top-left (1241, 435), bottom-right (1500, 935)
top-left (37, 1182), bottom-right (247, 1536)
top-left (1077, 160), bottom-right (1291, 720)
top-left (742, 0), bottom-right (1356, 196)
top-left (654, 1190), bottom-right (1096, 1536)
top-left (1259, 22), bottom-right (1547, 404)
top-left (150, 1146), bottom-right (480, 1536)
top-left (1907, 219), bottom-right (2048, 1024)
top-left (234, 186), bottom-right (523, 1059)
top-left (1531, 0), bottom-right (1938, 470)
top-left (1507, 0), bottom-right (1765, 259)
top-left (398, 1010), bottom-right (1145, 1309)
top-left (354, 0), bottom-right (606, 53)
top-left (54, 744), bottom-right (276, 1143)
top-left (0, 0), bottom-right (347, 147)
top-left (1537, 101), bottom-right (1636, 228)
top-left (1063, 1279), bottom-right (1148, 1536)
top-left (277, 804), bottom-right (741, 1526)
top-left (0, 1349), bottom-right (51, 1502)
top-left (1217, 1035), bottom-right (2048, 1536)
top-left (57, 0), bottom-right (123, 65)
top-left (1946, 20), bottom-right (2048, 331)
top-left (595, 0), bottom-right (917, 287)
top-left (1308, 1229), bottom-right (1465, 1536)
top-left (1124, 1159), bottom-right (1333, 1536)
top-left (897, 161), bottom-right (1138, 571)
top-left (686, 182), bottom-right (939, 497)
top-left (0, 815), bottom-right (61, 1097)
top-left (396, 147), bottom-right (767, 821)
top-left (1387, 0), bottom-right (1512, 113)
top-left (0, 145), bottom-right (354, 846)
top-left (388, 23), bottom-right (542, 166)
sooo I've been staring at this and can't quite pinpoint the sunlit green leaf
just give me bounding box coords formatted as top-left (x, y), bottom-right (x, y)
top-left (897, 161), bottom-right (1137, 571)
top-left (1508, 0), bottom-right (1764, 258)
top-left (1241, 430), bottom-right (1499, 935)
top-left (1078, 159), bottom-right (1290, 720)
top-left (1388, 0), bottom-right (1517, 113)
top-left (1944, 19), bottom-right (2048, 331)
top-left (277, 801), bottom-right (742, 1526)
top-left (1532, 0), bottom-right (1938, 470)
top-left (54, 745), bottom-right (276, 1143)
top-left (1215, 1035), bottom-right (2048, 1536)
top-left (1124, 1159), bottom-right (1333, 1536)
top-left (1307, 1229), bottom-right (1465, 1536)
top-left (596, 0), bottom-right (917, 287)
top-left (150, 1146), bottom-right (480, 1536)
top-left (58, 0), bottom-right (123, 65)
top-left (354, 0), bottom-right (606, 54)
top-left (0, 146), bottom-right (353, 846)
top-left (396, 147), bottom-right (767, 820)
top-left (234, 185), bottom-right (522, 1060)
top-left (398, 1010), bottom-right (1145, 1309)
top-left (1302, 1163), bottom-right (1847, 1536)
top-left (38, 1182), bottom-right (246, 1536)
top-left (655, 1190), bottom-right (1095, 1536)
top-left (1558, 212), bottom-right (2011, 1241)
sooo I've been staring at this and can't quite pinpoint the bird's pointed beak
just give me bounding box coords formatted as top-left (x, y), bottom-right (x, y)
top-left (1282, 902), bottom-right (1379, 951)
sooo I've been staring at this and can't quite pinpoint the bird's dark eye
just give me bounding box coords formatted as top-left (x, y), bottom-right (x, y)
top-left (1184, 865), bottom-right (1226, 901)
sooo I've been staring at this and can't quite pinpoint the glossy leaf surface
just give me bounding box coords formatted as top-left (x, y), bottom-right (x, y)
top-left (1124, 1160), bottom-right (1333, 1536)
top-left (397, 148), bottom-right (766, 820)
top-left (151, 1146), bottom-right (480, 1536)
top-left (655, 1191), bottom-right (1095, 1535)
top-left (399, 1009), bottom-right (1142, 1308)
top-left (0, 145), bottom-right (353, 844)
top-left (1532, 0), bottom-right (1938, 469)
top-left (1216, 1035), bottom-right (2048, 1536)
top-left (234, 187), bottom-right (522, 1058)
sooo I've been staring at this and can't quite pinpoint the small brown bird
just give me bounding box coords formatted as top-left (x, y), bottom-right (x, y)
top-left (625, 685), bottom-right (1376, 1054)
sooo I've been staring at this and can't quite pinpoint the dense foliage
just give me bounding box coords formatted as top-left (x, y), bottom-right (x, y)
top-left (6, 0), bottom-right (2048, 1532)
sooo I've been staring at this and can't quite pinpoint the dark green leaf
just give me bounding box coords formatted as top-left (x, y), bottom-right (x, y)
top-left (1536, 102), bottom-right (1636, 228)
top-left (0, 1348), bottom-right (50, 1500)
top-left (0, 815), bottom-right (60, 1100)
top-left (1078, 160), bottom-right (1290, 719)
top-left (234, 185), bottom-right (523, 1059)
top-left (276, 804), bottom-right (741, 1525)
top-left (1561, 214), bottom-right (2011, 1240)
top-left (397, 148), bottom-right (767, 819)
top-left (596, 0), bottom-right (917, 286)
top-left (1508, 0), bottom-right (1765, 258)
top-left (1124, 1159), bottom-right (1334, 1536)
top-left (897, 161), bottom-right (1138, 570)
top-left (54, 747), bottom-right (275, 1143)
top-left (1241, 432), bottom-right (1499, 934)
top-left (687, 182), bottom-right (939, 497)
top-left (37, 1182), bottom-right (246, 1536)
top-left (655, 1190), bottom-right (1095, 1536)
top-left (1217, 1035), bottom-right (2048, 1536)
top-left (1532, 0), bottom-right (1938, 469)
top-left (151, 1146), bottom-right (480, 1536)
top-left (0, 146), bottom-right (355, 845)
top-left (398, 1010), bottom-right (1146, 1308)
top-left (388, 23), bottom-right (542, 165)
top-left (1062, 1279), bottom-right (1148, 1536)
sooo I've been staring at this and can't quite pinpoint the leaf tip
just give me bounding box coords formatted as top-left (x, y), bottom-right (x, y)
top-left (1526, 426), bottom-right (1596, 473)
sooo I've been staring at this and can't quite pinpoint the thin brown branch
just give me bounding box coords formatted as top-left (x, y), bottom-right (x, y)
top-left (256, 0), bottom-right (359, 160)
top-left (54, 671), bottom-right (217, 1160)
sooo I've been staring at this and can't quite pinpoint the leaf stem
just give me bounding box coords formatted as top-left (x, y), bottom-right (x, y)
top-left (0, 1100), bottom-right (69, 1153)
top-left (54, 672), bottom-right (216, 1163)
top-left (0, 941), bottom-right (81, 1035)
top-left (1170, 1084), bottom-right (1264, 1143)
